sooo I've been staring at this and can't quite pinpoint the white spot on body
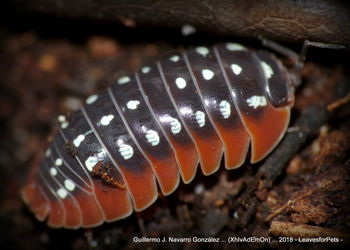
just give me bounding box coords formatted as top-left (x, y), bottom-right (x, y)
top-left (86, 94), bottom-right (98, 104)
top-left (260, 61), bottom-right (274, 79)
top-left (169, 55), bottom-right (180, 62)
top-left (97, 148), bottom-right (106, 159)
top-left (55, 158), bottom-right (63, 166)
top-left (45, 148), bottom-right (51, 157)
top-left (195, 111), bottom-right (206, 127)
top-left (230, 64), bottom-right (242, 75)
top-left (100, 115), bottom-right (114, 126)
top-left (73, 134), bottom-right (85, 147)
top-left (58, 115), bottom-right (66, 123)
top-left (219, 100), bottom-right (231, 119)
top-left (175, 77), bottom-right (187, 89)
top-left (57, 188), bottom-right (68, 199)
top-left (126, 100), bottom-right (140, 110)
top-left (145, 130), bottom-right (160, 146)
top-left (85, 156), bottom-right (98, 172)
top-left (169, 117), bottom-right (182, 134)
top-left (84, 130), bottom-right (93, 136)
top-left (225, 43), bottom-right (246, 51)
top-left (247, 95), bottom-right (267, 109)
top-left (202, 69), bottom-right (215, 80)
top-left (61, 121), bottom-right (69, 129)
top-left (142, 66), bottom-right (151, 74)
top-left (64, 179), bottom-right (75, 191)
top-left (118, 144), bottom-right (134, 160)
top-left (58, 115), bottom-right (69, 129)
top-left (117, 76), bottom-right (130, 85)
top-left (50, 167), bottom-right (57, 176)
top-left (195, 46), bottom-right (210, 57)
top-left (181, 24), bottom-right (196, 36)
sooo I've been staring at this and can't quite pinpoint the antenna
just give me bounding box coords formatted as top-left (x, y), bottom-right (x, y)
top-left (261, 37), bottom-right (345, 67)
top-left (298, 41), bottom-right (345, 64)
top-left (260, 37), bottom-right (345, 86)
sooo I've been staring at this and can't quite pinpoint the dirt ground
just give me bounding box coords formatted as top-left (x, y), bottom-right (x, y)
top-left (0, 11), bottom-right (349, 250)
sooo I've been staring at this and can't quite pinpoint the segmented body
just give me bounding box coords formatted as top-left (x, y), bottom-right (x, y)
top-left (22, 43), bottom-right (294, 228)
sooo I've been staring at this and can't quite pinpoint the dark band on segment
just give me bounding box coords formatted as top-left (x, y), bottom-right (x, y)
top-left (185, 46), bottom-right (250, 169)
top-left (137, 61), bottom-right (199, 183)
top-left (159, 51), bottom-right (223, 175)
top-left (256, 50), bottom-right (294, 107)
top-left (109, 73), bottom-right (180, 195)
top-left (215, 43), bottom-right (291, 162)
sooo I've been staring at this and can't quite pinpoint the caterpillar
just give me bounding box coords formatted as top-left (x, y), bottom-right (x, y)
top-left (21, 42), bottom-right (296, 229)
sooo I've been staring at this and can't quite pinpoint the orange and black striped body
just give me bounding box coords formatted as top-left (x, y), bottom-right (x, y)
top-left (22, 43), bottom-right (294, 229)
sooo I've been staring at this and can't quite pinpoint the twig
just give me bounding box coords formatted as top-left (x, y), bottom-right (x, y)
top-left (327, 91), bottom-right (350, 111)
top-left (269, 221), bottom-right (350, 240)
top-left (265, 179), bottom-right (336, 222)
top-left (265, 194), bottom-right (309, 222)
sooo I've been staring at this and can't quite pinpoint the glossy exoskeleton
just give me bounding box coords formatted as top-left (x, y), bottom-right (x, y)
top-left (22, 42), bottom-right (295, 228)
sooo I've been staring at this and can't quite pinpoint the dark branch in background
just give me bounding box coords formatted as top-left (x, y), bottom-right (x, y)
top-left (7, 0), bottom-right (350, 48)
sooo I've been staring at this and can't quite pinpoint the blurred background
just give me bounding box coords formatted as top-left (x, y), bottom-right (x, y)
top-left (0, 1), bottom-right (349, 249)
